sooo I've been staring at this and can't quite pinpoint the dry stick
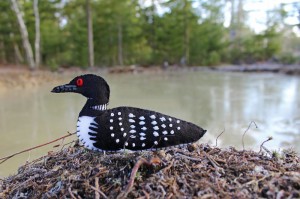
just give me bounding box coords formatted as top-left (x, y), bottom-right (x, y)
top-left (261, 146), bottom-right (273, 157)
top-left (68, 186), bottom-right (77, 199)
top-left (204, 152), bottom-right (220, 169)
top-left (242, 121), bottom-right (258, 151)
top-left (175, 152), bottom-right (202, 162)
top-left (117, 157), bottom-right (161, 199)
top-left (216, 128), bottom-right (225, 147)
top-left (142, 189), bottom-right (150, 199)
top-left (90, 186), bottom-right (108, 199)
top-left (259, 137), bottom-right (273, 154)
top-left (0, 132), bottom-right (76, 164)
top-left (95, 177), bottom-right (100, 199)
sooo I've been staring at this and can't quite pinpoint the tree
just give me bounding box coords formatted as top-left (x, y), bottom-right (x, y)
top-left (10, 0), bottom-right (35, 69)
top-left (33, 0), bottom-right (40, 68)
top-left (86, 0), bottom-right (94, 67)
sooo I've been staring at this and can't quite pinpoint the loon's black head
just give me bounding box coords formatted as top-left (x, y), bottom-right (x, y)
top-left (52, 74), bottom-right (110, 104)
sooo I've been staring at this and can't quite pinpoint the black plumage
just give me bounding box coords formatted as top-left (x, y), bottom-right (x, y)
top-left (52, 74), bottom-right (206, 151)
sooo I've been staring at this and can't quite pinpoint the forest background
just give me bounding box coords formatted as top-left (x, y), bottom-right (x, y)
top-left (1, 0), bottom-right (300, 70)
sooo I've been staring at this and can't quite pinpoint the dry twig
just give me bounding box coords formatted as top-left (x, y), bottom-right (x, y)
top-left (242, 121), bottom-right (258, 150)
top-left (68, 186), bottom-right (77, 199)
top-left (90, 185), bottom-right (108, 199)
top-left (216, 128), bottom-right (225, 146)
top-left (0, 132), bottom-right (76, 164)
top-left (95, 177), bottom-right (100, 199)
top-left (117, 157), bottom-right (161, 199)
top-left (259, 137), bottom-right (273, 154)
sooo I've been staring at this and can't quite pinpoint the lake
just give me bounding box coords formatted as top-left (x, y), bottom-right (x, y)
top-left (0, 70), bottom-right (299, 177)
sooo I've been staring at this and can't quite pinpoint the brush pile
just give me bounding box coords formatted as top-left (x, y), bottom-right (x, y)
top-left (0, 143), bottom-right (299, 198)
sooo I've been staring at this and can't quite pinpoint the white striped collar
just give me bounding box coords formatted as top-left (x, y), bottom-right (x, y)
top-left (90, 104), bottom-right (108, 111)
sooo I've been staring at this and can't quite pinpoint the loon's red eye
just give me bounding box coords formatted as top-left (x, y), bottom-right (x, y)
top-left (76, 78), bottom-right (83, 87)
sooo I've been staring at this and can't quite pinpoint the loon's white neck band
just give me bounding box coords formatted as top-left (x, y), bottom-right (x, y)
top-left (90, 104), bottom-right (108, 111)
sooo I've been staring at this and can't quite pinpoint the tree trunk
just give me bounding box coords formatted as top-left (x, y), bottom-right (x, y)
top-left (0, 37), bottom-right (6, 64)
top-left (14, 42), bottom-right (24, 64)
top-left (86, 0), bottom-right (94, 67)
top-left (151, 0), bottom-right (156, 55)
top-left (33, 0), bottom-right (40, 68)
top-left (10, 0), bottom-right (35, 69)
top-left (183, 0), bottom-right (189, 65)
top-left (10, 33), bottom-right (24, 64)
top-left (117, 21), bottom-right (123, 66)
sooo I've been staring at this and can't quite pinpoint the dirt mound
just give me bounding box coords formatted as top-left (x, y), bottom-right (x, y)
top-left (1, 144), bottom-right (299, 198)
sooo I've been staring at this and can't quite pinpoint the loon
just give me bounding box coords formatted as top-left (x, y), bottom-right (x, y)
top-left (51, 74), bottom-right (206, 152)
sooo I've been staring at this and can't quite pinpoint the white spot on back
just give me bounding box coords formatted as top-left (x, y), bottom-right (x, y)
top-left (150, 115), bottom-right (156, 119)
top-left (132, 143), bottom-right (135, 147)
top-left (111, 113), bottom-right (114, 117)
top-left (130, 130), bottom-right (136, 133)
top-left (177, 120), bottom-right (180, 123)
top-left (139, 116), bottom-right (145, 120)
top-left (125, 142), bottom-right (128, 146)
top-left (161, 124), bottom-right (166, 128)
top-left (129, 113), bottom-right (135, 118)
top-left (123, 133), bottom-right (127, 137)
top-left (139, 121), bottom-right (145, 125)
top-left (141, 127), bottom-right (147, 131)
top-left (119, 122), bottom-right (122, 126)
top-left (129, 119), bottom-right (135, 123)
top-left (164, 137), bottom-right (168, 141)
top-left (153, 131), bottom-right (159, 137)
top-left (170, 130), bottom-right (175, 134)
top-left (110, 119), bottom-right (113, 123)
top-left (130, 135), bottom-right (136, 138)
top-left (120, 128), bottom-right (124, 131)
top-left (111, 133), bottom-right (115, 137)
top-left (151, 121), bottom-right (157, 125)
top-left (142, 143), bottom-right (146, 147)
top-left (162, 130), bottom-right (168, 135)
top-left (169, 124), bottom-right (173, 127)
top-left (139, 133), bottom-right (146, 136)
top-left (153, 126), bottom-right (159, 130)
top-left (118, 112), bottom-right (121, 115)
top-left (169, 118), bottom-right (172, 122)
top-left (116, 139), bottom-right (120, 143)
top-left (177, 127), bottom-right (181, 130)
top-left (140, 137), bottom-right (146, 140)
top-left (110, 126), bottom-right (113, 130)
top-left (130, 125), bottom-right (135, 128)
top-left (160, 117), bottom-right (166, 122)
top-left (154, 141), bottom-right (158, 145)
top-left (118, 117), bottom-right (122, 120)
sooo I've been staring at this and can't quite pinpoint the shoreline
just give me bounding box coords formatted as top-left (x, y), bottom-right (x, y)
top-left (0, 63), bottom-right (300, 92)
top-left (0, 63), bottom-right (299, 92)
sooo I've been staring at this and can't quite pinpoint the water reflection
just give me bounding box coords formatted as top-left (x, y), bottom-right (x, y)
top-left (0, 71), bottom-right (299, 177)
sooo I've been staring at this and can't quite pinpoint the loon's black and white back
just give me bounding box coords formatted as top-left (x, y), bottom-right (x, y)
top-left (52, 74), bottom-right (206, 151)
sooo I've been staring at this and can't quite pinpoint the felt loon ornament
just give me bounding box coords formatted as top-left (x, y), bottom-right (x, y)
top-left (52, 74), bottom-right (206, 152)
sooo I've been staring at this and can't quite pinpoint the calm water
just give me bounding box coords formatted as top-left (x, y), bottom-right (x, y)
top-left (1, 71), bottom-right (299, 177)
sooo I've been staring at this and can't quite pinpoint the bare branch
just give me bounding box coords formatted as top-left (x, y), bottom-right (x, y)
top-left (117, 157), bottom-right (161, 199)
top-left (0, 132), bottom-right (76, 164)
top-left (242, 121), bottom-right (258, 150)
top-left (216, 128), bottom-right (225, 147)
top-left (259, 137), bottom-right (273, 154)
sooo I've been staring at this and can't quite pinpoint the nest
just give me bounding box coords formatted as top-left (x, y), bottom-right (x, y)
top-left (0, 144), bottom-right (299, 198)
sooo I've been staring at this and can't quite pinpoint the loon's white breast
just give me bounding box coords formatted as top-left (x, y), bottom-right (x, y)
top-left (77, 116), bottom-right (100, 151)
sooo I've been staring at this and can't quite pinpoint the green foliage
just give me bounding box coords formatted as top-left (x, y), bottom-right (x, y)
top-left (278, 53), bottom-right (298, 65)
top-left (0, 0), bottom-right (296, 68)
top-left (229, 26), bottom-right (281, 64)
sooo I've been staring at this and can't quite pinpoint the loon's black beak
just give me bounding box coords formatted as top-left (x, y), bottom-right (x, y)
top-left (51, 84), bottom-right (77, 93)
